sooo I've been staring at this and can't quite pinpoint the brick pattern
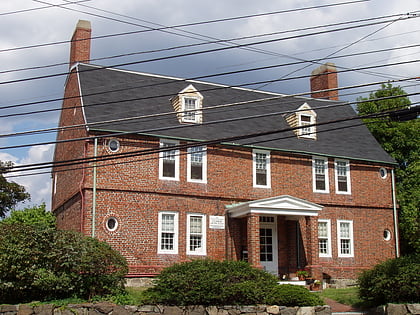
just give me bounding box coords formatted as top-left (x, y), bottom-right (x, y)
top-left (53, 130), bottom-right (396, 278)
top-left (310, 63), bottom-right (339, 100)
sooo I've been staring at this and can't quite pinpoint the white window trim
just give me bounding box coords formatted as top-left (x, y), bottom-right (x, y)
top-left (334, 159), bottom-right (351, 194)
top-left (318, 219), bottom-right (332, 257)
top-left (186, 213), bottom-right (207, 255)
top-left (182, 96), bottom-right (202, 123)
top-left (157, 211), bottom-right (179, 254)
top-left (159, 139), bottom-right (180, 181)
top-left (187, 146), bottom-right (207, 183)
top-left (252, 149), bottom-right (271, 188)
top-left (298, 113), bottom-right (316, 139)
top-left (312, 156), bottom-right (329, 193)
top-left (337, 220), bottom-right (354, 258)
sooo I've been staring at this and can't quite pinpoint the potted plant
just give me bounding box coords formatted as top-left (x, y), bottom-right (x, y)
top-left (310, 279), bottom-right (322, 291)
top-left (296, 270), bottom-right (309, 280)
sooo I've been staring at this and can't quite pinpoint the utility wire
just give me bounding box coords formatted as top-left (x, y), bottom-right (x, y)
top-left (1, 59), bottom-right (418, 120)
top-left (0, 0), bottom-right (90, 16)
top-left (4, 80), bottom-right (418, 140)
top-left (257, 11), bottom-right (413, 90)
top-left (2, 42), bottom-right (418, 113)
top-left (1, 0), bottom-right (365, 54)
top-left (2, 87), bottom-right (417, 151)
top-left (5, 106), bottom-right (411, 177)
top-left (1, 11), bottom-right (411, 76)
top-left (2, 13), bottom-right (418, 87)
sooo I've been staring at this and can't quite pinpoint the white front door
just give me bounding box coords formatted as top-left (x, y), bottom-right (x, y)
top-left (259, 216), bottom-right (278, 275)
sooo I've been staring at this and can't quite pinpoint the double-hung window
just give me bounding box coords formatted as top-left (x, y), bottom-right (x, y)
top-left (187, 214), bottom-right (206, 255)
top-left (187, 146), bottom-right (207, 183)
top-left (158, 212), bottom-right (179, 254)
top-left (318, 219), bottom-right (331, 257)
top-left (338, 220), bottom-right (354, 257)
top-left (253, 149), bottom-right (271, 188)
top-left (298, 113), bottom-right (316, 139)
top-left (183, 97), bottom-right (199, 122)
top-left (159, 140), bottom-right (179, 180)
top-left (313, 157), bottom-right (329, 193)
top-left (335, 159), bottom-right (351, 194)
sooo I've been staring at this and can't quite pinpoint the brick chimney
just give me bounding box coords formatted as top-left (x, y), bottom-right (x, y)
top-left (69, 20), bottom-right (91, 68)
top-left (310, 62), bottom-right (338, 100)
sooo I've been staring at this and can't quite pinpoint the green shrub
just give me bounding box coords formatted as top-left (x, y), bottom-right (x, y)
top-left (0, 223), bottom-right (128, 304)
top-left (266, 284), bottom-right (324, 307)
top-left (358, 254), bottom-right (420, 307)
top-left (144, 259), bottom-right (322, 306)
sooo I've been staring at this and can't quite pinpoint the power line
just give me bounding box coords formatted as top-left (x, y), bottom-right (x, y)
top-left (4, 81), bottom-right (418, 140)
top-left (1, 59), bottom-right (418, 120)
top-left (257, 10), bottom-right (403, 90)
top-left (2, 86), bottom-right (417, 151)
top-left (2, 42), bottom-right (418, 113)
top-left (0, 0), bottom-right (90, 16)
top-left (2, 13), bottom-right (418, 87)
top-left (1, 0), bottom-right (367, 55)
top-left (5, 106), bottom-right (411, 178)
top-left (2, 10), bottom-right (412, 77)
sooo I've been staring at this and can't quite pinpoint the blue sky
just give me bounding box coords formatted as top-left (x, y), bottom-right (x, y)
top-left (0, 0), bottom-right (419, 211)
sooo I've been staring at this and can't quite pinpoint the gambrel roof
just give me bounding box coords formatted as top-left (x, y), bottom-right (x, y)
top-left (76, 63), bottom-right (395, 164)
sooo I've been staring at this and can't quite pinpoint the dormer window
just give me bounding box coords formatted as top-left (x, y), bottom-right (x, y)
top-left (172, 84), bottom-right (203, 124)
top-left (299, 113), bottom-right (315, 138)
top-left (285, 103), bottom-right (317, 140)
top-left (183, 97), bottom-right (199, 122)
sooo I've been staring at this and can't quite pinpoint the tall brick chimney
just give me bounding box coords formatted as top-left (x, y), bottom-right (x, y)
top-left (69, 20), bottom-right (91, 68)
top-left (310, 62), bottom-right (338, 100)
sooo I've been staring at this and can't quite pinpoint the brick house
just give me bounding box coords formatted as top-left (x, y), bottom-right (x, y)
top-left (52, 20), bottom-right (399, 282)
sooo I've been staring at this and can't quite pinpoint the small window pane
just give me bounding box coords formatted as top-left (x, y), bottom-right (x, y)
top-left (340, 222), bottom-right (350, 238)
top-left (162, 214), bottom-right (175, 232)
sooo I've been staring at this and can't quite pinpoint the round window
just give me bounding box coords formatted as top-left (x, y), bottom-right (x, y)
top-left (383, 229), bottom-right (391, 241)
top-left (379, 167), bottom-right (387, 179)
top-left (106, 217), bottom-right (118, 232)
top-left (108, 139), bottom-right (120, 152)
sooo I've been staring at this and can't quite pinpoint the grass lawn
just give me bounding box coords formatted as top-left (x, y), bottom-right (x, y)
top-left (317, 287), bottom-right (365, 308)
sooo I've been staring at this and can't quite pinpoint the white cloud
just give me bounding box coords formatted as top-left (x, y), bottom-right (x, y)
top-left (1, 145), bottom-right (54, 211)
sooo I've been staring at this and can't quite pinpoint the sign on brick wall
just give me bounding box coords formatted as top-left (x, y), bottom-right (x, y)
top-left (209, 216), bottom-right (225, 229)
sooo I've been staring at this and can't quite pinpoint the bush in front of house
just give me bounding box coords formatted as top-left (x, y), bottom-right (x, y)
top-left (0, 223), bottom-right (128, 304)
top-left (266, 284), bottom-right (324, 306)
top-left (357, 254), bottom-right (420, 307)
top-left (143, 259), bottom-right (323, 306)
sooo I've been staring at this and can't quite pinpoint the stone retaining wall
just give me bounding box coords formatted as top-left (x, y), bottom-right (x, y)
top-left (1, 303), bottom-right (419, 315)
top-left (0, 303), bottom-right (331, 315)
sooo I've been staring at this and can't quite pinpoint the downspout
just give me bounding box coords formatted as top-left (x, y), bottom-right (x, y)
top-left (79, 140), bottom-right (88, 233)
top-left (391, 169), bottom-right (400, 257)
top-left (92, 137), bottom-right (98, 238)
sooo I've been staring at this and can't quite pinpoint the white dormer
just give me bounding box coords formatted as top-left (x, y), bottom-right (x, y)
top-left (172, 84), bottom-right (203, 124)
top-left (285, 103), bottom-right (317, 140)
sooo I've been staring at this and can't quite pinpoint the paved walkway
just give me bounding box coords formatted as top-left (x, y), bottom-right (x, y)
top-left (324, 298), bottom-right (367, 314)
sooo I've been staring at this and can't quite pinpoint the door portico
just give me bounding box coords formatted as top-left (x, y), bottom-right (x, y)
top-left (227, 195), bottom-right (323, 276)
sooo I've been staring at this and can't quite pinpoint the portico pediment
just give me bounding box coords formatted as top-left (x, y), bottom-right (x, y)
top-left (227, 195), bottom-right (323, 218)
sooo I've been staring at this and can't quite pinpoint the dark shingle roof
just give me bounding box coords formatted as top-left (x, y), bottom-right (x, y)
top-left (77, 64), bottom-right (395, 164)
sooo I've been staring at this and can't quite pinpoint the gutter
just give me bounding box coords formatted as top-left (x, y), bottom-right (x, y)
top-left (92, 137), bottom-right (98, 238)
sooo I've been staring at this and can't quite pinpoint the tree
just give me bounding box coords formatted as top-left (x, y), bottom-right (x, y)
top-left (0, 161), bottom-right (30, 218)
top-left (357, 83), bottom-right (419, 254)
top-left (0, 203), bottom-right (55, 228)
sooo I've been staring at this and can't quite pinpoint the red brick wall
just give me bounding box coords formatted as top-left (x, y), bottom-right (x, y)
top-left (54, 127), bottom-right (396, 278)
top-left (52, 70), bottom-right (89, 215)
